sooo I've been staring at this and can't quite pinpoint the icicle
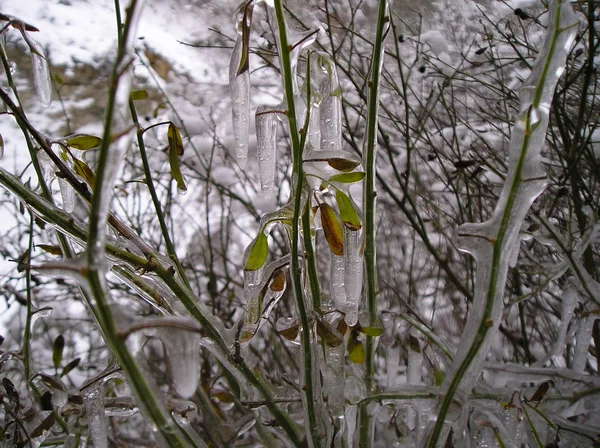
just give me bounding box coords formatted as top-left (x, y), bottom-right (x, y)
top-left (83, 384), bottom-right (108, 448)
top-left (29, 38), bottom-right (52, 107)
top-left (255, 105), bottom-right (278, 202)
top-left (243, 267), bottom-right (263, 336)
top-left (58, 178), bottom-right (75, 213)
top-left (164, 329), bottom-right (201, 398)
top-left (321, 330), bottom-right (346, 445)
top-left (331, 254), bottom-right (346, 310)
top-left (344, 228), bottom-right (363, 326)
top-left (573, 314), bottom-right (595, 372)
top-left (311, 53), bottom-right (342, 151)
top-left (229, 1), bottom-right (254, 169)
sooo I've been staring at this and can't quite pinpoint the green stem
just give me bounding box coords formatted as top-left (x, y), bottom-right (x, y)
top-left (359, 0), bottom-right (388, 446)
top-left (273, 1), bottom-right (321, 445)
top-left (129, 100), bottom-right (190, 288)
top-left (22, 215), bottom-right (34, 381)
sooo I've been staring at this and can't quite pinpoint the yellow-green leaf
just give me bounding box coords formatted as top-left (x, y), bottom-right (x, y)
top-left (130, 89), bottom-right (148, 100)
top-left (72, 158), bottom-right (95, 189)
top-left (245, 232), bottom-right (268, 271)
top-left (327, 158), bottom-right (361, 172)
top-left (236, 2), bottom-right (255, 76)
top-left (433, 366), bottom-right (444, 386)
top-left (167, 123), bottom-right (186, 192)
top-left (348, 332), bottom-right (365, 364)
top-left (329, 172), bottom-right (365, 183)
top-left (358, 326), bottom-right (383, 337)
top-left (65, 134), bottom-right (102, 150)
top-left (320, 203), bottom-right (344, 256)
top-left (335, 190), bottom-right (361, 231)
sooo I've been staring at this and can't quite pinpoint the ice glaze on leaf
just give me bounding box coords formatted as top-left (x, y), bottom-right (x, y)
top-left (329, 172), bottom-right (365, 183)
top-left (37, 244), bottom-right (63, 256)
top-left (316, 317), bottom-right (343, 347)
top-left (279, 322), bottom-right (300, 341)
top-left (245, 232), bottom-right (268, 271)
top-left (320, 203), bottom-right (344, 256)
top-left (167, 122), bottom-right (187, 192)
top-left (269, 269), bottom-right (286, 292)
top-left (65, 134), bottom-right (102, 150)
top-left (335, 190), bottom-right (361, 231)
top-left (357, 325), bottom-right (383, 337)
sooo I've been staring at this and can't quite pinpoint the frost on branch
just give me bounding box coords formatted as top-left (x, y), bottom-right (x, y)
top-left (426, 0), bottom-right (579, 445)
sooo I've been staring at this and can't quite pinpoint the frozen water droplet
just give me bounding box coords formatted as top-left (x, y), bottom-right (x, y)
top-left (8, 61), bottom-right (17, 74)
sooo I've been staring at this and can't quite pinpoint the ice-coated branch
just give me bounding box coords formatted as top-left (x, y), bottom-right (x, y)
top-left (426, 1), bottom-right (579, 446)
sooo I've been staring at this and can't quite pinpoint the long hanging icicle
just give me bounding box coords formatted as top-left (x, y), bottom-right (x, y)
top-left (255, 105), bottom-right (279, 202)
top-left (426, 2), bottom-right (579, 446)
top-left (311, 53), bottom-right (342, 152)
top-left (229, 1), bottom-right (254, 169)
top-left (28, 37), bottom-right (52, 107)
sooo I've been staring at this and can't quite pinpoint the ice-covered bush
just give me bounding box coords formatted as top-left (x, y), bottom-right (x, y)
top-left (1, 0), bottom-right (599, 447)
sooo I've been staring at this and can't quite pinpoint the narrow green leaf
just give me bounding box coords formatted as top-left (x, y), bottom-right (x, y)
top-left (60, 358), bottom-right (80, 378)
top-left (37, 244), bottom-right (63, 256)
top-left (348, 332), bottom-right (365, 364)
top-left (320, 203), bottom-right (344, 256)
top-left (17, 248), bottom-right (31, 272)
top-left (433, 366), bottom-right (444, 386)
top-left (236, 2), bottom-right (255, 76)
top-left (329, 172), bottom-right (365, 183)
top-left (52, 335), bottom-right (64, 369)
top-left (335, 190), bottom-right (361, 231)
top-left (245, 232), bottom-right (268, 271)
top-left (167, 122), bottom-right (187, 192)
top-left (65, 134), bottom-right (102, 150)
top-left (327, 158), bottom-right (361, 172)
top-left (130, 89), bottom-right (148, 100)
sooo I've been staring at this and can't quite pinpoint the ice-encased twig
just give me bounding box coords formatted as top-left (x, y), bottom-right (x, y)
top-left (426, 2), bottom-right (579, 446)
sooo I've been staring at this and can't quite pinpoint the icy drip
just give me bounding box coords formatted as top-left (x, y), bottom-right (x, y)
top-left (344, 228), bottom-right (363, 326)
top-left (229, 1), bottom-right (254, 169)
top-left (429, 1), bottom-right (579, 442)
top-left (163, 329), bottom-right (201, 398)
top-left (83, 384), bottom-right (108, 448)
top-left (331, 255), bottom-right (346, 310)
top-left (29, 38), bottom-right (52, 107)
top-left (255, 105), bottom-right (279, 202)
top-left (311, 54), bottom-right (342, 152)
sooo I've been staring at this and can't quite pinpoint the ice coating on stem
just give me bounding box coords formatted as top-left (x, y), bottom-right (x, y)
top-left (344, 228), bottom-right (363, 326)
top-left (29, 38), bottom-right (52, 107)
top-left (229, 1), bottom-right (254, 169)
top-left (255, 105), bottom-right (279, 202)
top-left (427, 2), bottom-right (579, 446)
top-left (84, 384), bottom-right (108, 448)
top-left (164, 329), bottom-right (201, 398)
top-left (321, 334), bottom-right (345, 444)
